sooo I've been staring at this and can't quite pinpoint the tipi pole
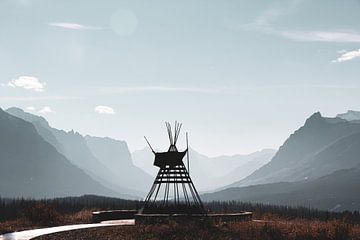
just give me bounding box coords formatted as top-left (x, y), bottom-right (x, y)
top-left (186, 132), bottom-right (190, 174)
top-left (144, 136), bottom-right (155, 153)
top-left (189, 179), bottom-right (205, 210)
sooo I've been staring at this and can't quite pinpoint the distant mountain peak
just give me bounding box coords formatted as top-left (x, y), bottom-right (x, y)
top-left (337, 110), bottom-right (360, 121)
top-left (6, 107), bottom-right (49, 128)
top-left (304, 111), bottom-right (324, 126)
top-left (309, 111), bottom-right (322, 119)
top-left (227, 109), bottom-right (360, 190)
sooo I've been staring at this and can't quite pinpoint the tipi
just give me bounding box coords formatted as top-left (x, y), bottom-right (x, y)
top-left (141, 121), bottom-right (205, 214)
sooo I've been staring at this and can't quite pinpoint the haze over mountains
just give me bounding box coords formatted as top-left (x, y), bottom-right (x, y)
top-left (132, 147), bottom-right (275, 190)
top-left (204, 111), bottom-right (360, 211)
top-left (2, 106), bottom-right (360, 211)
top-left (203, 168), bottom-right (360, 211)
top-left (337, 110), bottom-right (360, 122)
top-left (85, 135), bottom-right (152, 193)
top-left (1, 107), bottom-right (273, 198)
top-left (0, 108), bottom-right (117, 198)
top-left (5, 107), bottom-right (151, 198)
top-left (225, 112), bottom-right (360, 187)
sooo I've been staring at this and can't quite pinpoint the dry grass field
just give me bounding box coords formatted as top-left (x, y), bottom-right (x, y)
top-left (2, 198), bottom-right (360, 239)
top-left (33, 218), bottom-right (360, 240)
top-left (0, 203), bottom-right (93, 234)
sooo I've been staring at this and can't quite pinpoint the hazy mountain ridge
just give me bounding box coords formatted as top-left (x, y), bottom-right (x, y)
top-left (132, 147), bottom-right (157, 176)
top-left (202, 168), bottom-right (360, 211)
top-left (0, 108), bottom-right (120, 198)
top-left (132, 147), bottom-right (275, 191)
top-left (4, 107), bottom-right (360, 211)
top-left (204, 111), bottom-right (360, 211)
top-left (6, 107), bottom-right (147, 197)
top-left (6, 107), bottom-right (63, 153)
top-left (337, 110), bottom-right (360, 121)
top-left (85, 135), bottom-right (152, 193)
top-left (227, 112), bottom-right (360, 188)
top-left (50, 128), bottom-right (139, 196)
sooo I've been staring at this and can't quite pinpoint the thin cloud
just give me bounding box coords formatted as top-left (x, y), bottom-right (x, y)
top-left (94, 105), bottom-right (116, 115)
top-left (249, 84), bottom-right (360, 90)
top-left (48, 22), bottom-right (103, 30)
top-left (280, 31), bottom-right (360, 43)
top-left (6, 76), bottom-right (45, 92)
top-left (0, 96), bottom-right (81, 101)
top-left (255, 0), bottom-right (303, 27)
top-left (100, 86), bottom-right (229, 94)
top-left (332, 49), bottom-right (360, 63)
top-left (230, 0), bottom-right (301, 30)
top-left (104, 85), bottom-right (360, 94)
top-left (230, 1), bottom-right (360, 43)
top-left (337, 49), bottom-right (347, 54)
top-left (233, 23), bottom-right (360, 43)
top-left (38, 106), bottom-right (55, 114)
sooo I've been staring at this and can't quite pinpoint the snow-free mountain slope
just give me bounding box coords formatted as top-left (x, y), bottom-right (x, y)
top-left (0, 108), bottom-right (119, 198)
top-left (228, 112), bottom-right (360, 188)
top-left (6, 107), bottom-right (143, 198)
top-left (85, 135), bottom-right (152, 193)
top-left (202, 168), bottom-right (360, 211)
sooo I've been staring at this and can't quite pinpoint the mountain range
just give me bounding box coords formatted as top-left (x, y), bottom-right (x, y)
top-left (132, 147), bottom-right (275, 191)
top-left (0, 108), bottom-right (118, 198)
top-left (204, 111), bottom-right (360, 211)
top-left (4, 107), bottom-right (151, 198)
top-left (2, 106), bottom-right (360, 211)
top-left (2, 107), bottom-right (271, 198)
top-left (225, 112), bottom-right (360, 188)
top-left (203, 167), bottom-right (360, 211)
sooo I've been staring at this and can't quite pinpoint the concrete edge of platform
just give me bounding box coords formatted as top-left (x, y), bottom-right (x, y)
top-left (92, 210), bottom-right (253, 224)
top-left (135, 212), bottom-right (253, 224)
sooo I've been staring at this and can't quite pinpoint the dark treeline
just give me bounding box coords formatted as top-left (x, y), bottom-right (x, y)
top-left (1, 195), bottom-right (360, 223)
top-left (0, 195), bottom-right (142, 221)
top-left (206, 201), bottom-right (360, 223)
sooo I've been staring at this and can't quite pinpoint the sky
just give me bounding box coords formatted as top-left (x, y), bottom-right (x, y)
top-left (1, 0), bottom-right (360, 156)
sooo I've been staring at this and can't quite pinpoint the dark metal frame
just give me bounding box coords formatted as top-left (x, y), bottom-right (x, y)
top-left (141, 122), bottom-right (205, 214)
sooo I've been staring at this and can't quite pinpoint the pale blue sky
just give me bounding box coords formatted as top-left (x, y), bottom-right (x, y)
top-left (1, 0), bottom-right (360, 156)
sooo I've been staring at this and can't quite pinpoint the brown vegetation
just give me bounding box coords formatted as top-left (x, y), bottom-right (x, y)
top-left (34, 218), bottom-right (360, 240)
top-left (0, 204), bottom-right (92, 235)
top-left (0, 195), bottom-right (137, 234)
top-left (2, 196), bottom-right (360, 239)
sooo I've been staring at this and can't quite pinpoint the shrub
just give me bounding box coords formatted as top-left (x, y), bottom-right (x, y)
top-left (23, 202), bottom-right (60, 225)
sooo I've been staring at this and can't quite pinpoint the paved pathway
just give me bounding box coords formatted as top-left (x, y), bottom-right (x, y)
top-left (0, 219), bottom-right (135, 240)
